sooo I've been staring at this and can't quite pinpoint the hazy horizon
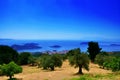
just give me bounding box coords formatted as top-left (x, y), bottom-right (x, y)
top-left (0, 0), bottom-right (120, 40)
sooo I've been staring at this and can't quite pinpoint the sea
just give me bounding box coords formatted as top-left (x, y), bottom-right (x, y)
top-left (0, 39), bottom-right (120, 53)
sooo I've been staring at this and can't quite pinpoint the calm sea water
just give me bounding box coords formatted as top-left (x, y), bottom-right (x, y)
top-left (0, 39), bottom-right (120, 52)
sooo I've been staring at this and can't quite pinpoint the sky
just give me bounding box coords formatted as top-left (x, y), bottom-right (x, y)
top-left (0, 0), bottom-right (120, 40)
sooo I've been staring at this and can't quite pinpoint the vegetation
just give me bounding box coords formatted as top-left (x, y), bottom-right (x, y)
top-left (68, 48), bottom-right (89, 74)
top-left (95, 51), bottom-right (120, 72)
top-left (87, 41), bottom-right (102, 62)
top-left (19, 52), bottom-right (32, 65)
top-left (0, 45), bottom-right (19, 64)
top-left (28, 56), bottom-right (37, 66)
top-left (1, 61), bottom-right (22, 80)
top-left (0, 42), bottom-right (120, 79)
top-left (70, 72), bottom-right (120, 80)
top-left (38, 53), bottom-right (63, 71)
top-left (103, 56), bottom-right (120, 72)
top-left (95, 51), bottom-right (109, 68)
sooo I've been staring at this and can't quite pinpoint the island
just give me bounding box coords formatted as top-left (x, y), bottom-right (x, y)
top-left (49, 45), bottom-right (61, 48)
top-left (80, 42), bottom-right (88, 45)
top-left (110, 44), bottom-right (120, 46)
top-left (11, 43), bottom-right (42, 50)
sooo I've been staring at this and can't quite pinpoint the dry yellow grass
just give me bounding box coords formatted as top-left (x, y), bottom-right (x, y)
top-left (0, 60), bottom-right (119, 80)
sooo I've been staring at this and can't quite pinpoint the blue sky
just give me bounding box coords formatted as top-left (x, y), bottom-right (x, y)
top-left (0, 0), bottom-right (120, 40)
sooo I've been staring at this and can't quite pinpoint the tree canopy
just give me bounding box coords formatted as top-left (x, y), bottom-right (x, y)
top-left (68, 48), bottom-right (89, 74)
top-left (19, 52), bottom-right (32, 65)
top-left (87, 41), bottom-right (102, 62)
top-left (0, 45), bottom-right (19, 64)
top-left (2, 61), bottom-right (22, 80)
top-left (39, 53), bottom-right (63, 71)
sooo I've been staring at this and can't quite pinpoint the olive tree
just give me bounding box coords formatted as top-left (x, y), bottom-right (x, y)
top-left (39, 53), bottom-right (63, 71)
top-left (2, 61), bottom-right (22, 80)
top-left (68, 48), bottom-right (89, 74)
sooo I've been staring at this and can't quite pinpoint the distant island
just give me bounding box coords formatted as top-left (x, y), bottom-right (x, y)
top-left (49, 45), bottom-right (61, 48)
top-left (11, 43), bottom-right (42, 50)
top-left (110, 44), bottom-right (120, 46)
top-left (80, 42), bottom-right (88, 45)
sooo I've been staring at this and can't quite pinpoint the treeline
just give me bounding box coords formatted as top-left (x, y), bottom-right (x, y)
top-left (0, 41), bottom-right (120, 80)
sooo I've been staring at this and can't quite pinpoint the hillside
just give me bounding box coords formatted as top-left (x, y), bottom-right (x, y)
top-left (0, 60), bottom-right (120, 80)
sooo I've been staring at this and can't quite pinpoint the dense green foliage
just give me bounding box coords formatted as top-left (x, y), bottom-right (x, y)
top-left (0, 45), bottom-right (19, 64)
top-left (95, 52), bottom-right (120, 72)
top-left (87, 41), bottom-right (102, 62)
top-left (19, 52), bottom-right (31, 65)
top-left (38, 53), bottom-right (63, 71)
top-left (1, 61), bottom-right (22, 80)
top-left (28, 56), bottom-right (37, 66)
top-left (68, 48), bottom-right (89, 74)
top-left (95, 51), bottom-right (109, 68)
top-left (103, 56), bottom-right (120, 72)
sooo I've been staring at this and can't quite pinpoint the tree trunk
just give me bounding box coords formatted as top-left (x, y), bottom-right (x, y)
top-left (78, 65), bottom-right (83, 74)
top-left (50, 66), bottom-right (54, 71)
top-left (9, 75), bottom-right (12, 80)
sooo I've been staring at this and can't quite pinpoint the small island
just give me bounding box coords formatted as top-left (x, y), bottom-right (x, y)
top-left (80, 42), bottom-right (88, 45)
top-left (49, 45), bottom-right (61, 48)
top-left (110, 44), bottom-right (120, 46)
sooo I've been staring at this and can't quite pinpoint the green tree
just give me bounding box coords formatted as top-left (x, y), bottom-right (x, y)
top-left (87, 41), bottom-right (102, 62)
top-left (0, 45), bottom-right (19, 64)
top-left (50, 54), bottom-right (62, 70)
top-left (2, 61), bottom-right (22, 80)
top-left (28, 56), bottom-right (37, 66)
top-left (38, 54), bottom-right (50, 69)
top-left (68, 48), bottom-right (89, 74)
top-left (39, 53), bottom-right (63, 71)
top-left (19, 52), bottom-right (31, 65)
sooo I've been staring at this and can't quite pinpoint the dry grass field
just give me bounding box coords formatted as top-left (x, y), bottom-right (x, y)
top-left (0, 60), bottom-right (120, 80)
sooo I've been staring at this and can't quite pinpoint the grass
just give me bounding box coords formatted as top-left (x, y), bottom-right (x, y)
top-left (70, 72), bottom-right (120, 80)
